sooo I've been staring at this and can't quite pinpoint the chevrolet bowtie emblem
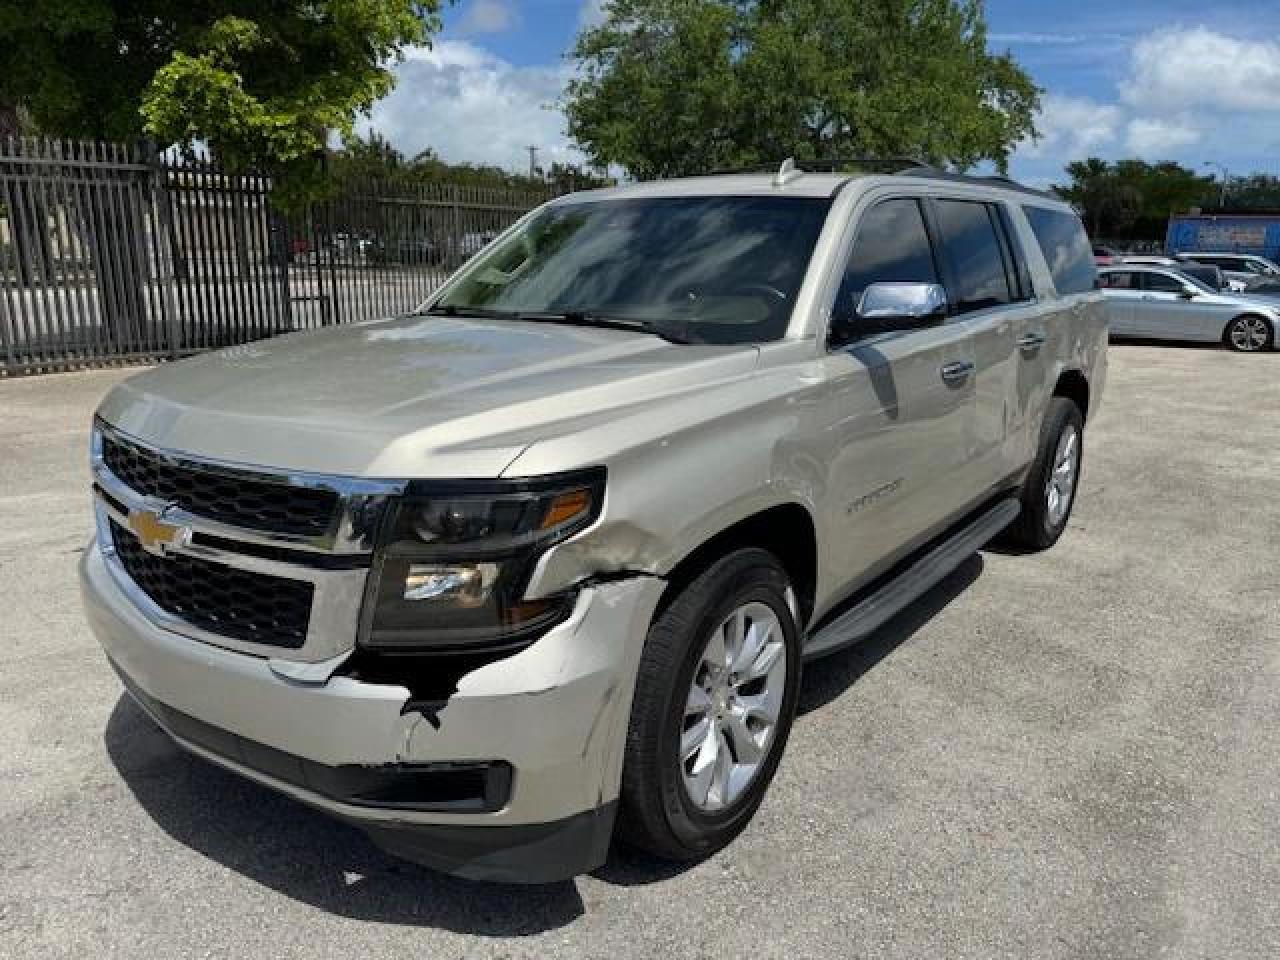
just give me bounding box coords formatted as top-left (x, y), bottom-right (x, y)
top-left (127, 508), bottom-right (191, 557)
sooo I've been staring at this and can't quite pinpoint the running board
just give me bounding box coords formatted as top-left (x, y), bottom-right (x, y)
top-left (802, 497), bottom-right (1020, 661)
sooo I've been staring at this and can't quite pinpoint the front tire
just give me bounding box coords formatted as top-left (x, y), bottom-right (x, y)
top-left (1003, 397), bottom-right (1084, 551)
top-left (1224, 314), bottom-right (1273, 352)
top-left (617, 548), bottom-right (802, 861)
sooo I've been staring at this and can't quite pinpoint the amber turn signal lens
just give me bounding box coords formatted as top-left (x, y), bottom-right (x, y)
top-left (540, 488), bottom-right (592, 529)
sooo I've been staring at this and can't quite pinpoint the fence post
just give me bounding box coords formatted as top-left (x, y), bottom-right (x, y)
top-left (143, 140), bottom-right (184, 359)
top-left (449, 184), bottom-right (461, 267)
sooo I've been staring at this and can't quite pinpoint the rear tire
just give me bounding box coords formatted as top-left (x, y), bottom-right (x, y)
top-left (1224, 314), bottom-right (1272, 352)
top-left (616, 548), bottom-right (802, 861)
top-left (1003, 397), bottom-right (1084, 551)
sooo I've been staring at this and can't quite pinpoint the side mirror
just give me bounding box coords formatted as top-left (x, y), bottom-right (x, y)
top-left (1179, 288), bottom-right (1197, 300)
top-left (857, 282), bottom-right (948, 328)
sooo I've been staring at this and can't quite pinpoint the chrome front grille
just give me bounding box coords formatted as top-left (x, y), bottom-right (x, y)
top-left (102, 432), bottom-right (340, 538)
top-left (91, 421), bottom-right (406, 661)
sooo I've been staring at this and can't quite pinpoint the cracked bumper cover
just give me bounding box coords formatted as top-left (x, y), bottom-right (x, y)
top-left (80, 543), bottom-right (663, 882)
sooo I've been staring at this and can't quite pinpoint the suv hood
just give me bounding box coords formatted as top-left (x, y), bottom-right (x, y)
top-left (98, 314), bottom-right (760, 478)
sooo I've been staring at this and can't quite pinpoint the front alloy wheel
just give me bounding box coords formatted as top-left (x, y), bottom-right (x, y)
top-left (617, 548), bottom-right (802, 861)
top-left (681, 602), bottom-right (787, 812)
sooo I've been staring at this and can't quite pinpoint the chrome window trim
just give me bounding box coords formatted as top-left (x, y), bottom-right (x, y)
top-left (91, 422), bottom-right (397, 662)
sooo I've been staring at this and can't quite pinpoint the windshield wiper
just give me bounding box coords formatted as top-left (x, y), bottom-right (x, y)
top-left (423, 304), bottom-right (692, 344)
top-left (422, 304), bottom-right (521, 319)
top-left (510, 311), bottom-right (693, 345)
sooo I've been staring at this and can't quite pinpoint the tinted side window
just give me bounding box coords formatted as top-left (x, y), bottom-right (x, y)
top-left (837, 198), bottom-right (939, 313)
top-left (1143, 271), bottom-right (1186, 293)
top-left (933, 199), bottom-right (1012, 313)
top-left (1022, 206), bottom-right (1097, 295)
top-left (1100, 271), bottom-right (1139, 289)
top-left (993, 203), bottom-right (1034, 300)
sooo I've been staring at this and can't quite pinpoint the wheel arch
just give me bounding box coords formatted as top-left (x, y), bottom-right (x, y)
top-left (1053, 367), bottom-right (1091, 422)
top-left (657, 503), bottom-right (818, 629)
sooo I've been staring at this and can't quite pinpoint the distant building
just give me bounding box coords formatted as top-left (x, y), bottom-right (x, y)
top-left (1166, 210), bottom-right (1280, 260)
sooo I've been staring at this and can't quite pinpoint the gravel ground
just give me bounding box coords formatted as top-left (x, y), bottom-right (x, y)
top-left (2, 344), bottom-right (1278, 959)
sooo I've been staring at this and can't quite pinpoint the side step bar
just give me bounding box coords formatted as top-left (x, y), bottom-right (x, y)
top-left (802, 497), bottom-right (1020, 661)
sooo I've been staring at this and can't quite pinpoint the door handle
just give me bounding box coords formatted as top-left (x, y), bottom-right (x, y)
top-left (1017, 331), bottom-right (1047, 350)
top-left (939, 360), bottom-right (975, 384)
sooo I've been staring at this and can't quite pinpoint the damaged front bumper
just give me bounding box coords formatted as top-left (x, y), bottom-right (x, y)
top-left (80, 542), bottom-right (663, 882)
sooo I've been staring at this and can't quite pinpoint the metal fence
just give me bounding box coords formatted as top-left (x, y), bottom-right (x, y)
top-left (0, 138), bottom-right (554, 375)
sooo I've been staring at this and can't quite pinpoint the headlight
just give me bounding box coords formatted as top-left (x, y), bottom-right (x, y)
top-left (358, 469), bottom-right (605, 652)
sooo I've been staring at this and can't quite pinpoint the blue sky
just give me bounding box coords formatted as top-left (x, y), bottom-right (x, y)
top-left (357, 0), bottom-right (1280, 188)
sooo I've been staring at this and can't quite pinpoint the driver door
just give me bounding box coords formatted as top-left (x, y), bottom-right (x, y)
top-left (815, 196), bottom-right (977, 596)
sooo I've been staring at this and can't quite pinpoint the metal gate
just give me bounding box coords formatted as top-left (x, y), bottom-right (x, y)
top-left (0, 138), bottom-right (553, 376)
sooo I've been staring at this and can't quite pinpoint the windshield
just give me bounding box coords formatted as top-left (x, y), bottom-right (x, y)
top-left (432, 195), bottom-right (832, 344)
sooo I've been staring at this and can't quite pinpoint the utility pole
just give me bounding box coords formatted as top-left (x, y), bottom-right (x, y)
top-left (525, 145), bottom-right (539, 181)
top-left (1203, 161), bottom-right (1229, 207)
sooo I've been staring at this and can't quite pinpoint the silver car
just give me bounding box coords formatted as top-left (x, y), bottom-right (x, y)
top-left (1100, 265), bottom-right (1279, 352)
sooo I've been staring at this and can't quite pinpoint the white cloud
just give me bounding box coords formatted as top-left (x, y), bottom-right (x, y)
top-left (579, 0), bottom-right (608, 28)
top-left (457, 0), bottom-right (520, 34)
top-left (1017, 94), bottom-right (1123, 160)
top-left (360, 41), bottom-right (581, 172)
top-left (1125, 28), bottom-right (1280, 112)
top-left (1125, 116), bottom-right (1202, 155)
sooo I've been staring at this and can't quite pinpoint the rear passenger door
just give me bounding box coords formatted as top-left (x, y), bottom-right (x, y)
top-left (927, 197), bottom-right (1036, 495)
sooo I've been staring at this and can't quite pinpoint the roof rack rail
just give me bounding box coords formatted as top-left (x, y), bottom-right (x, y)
top-left (895, 167), bottom-right (1056, 199)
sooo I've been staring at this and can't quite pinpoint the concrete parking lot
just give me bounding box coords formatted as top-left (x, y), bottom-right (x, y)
top-left (2, 345), bottom-right (1278, 959)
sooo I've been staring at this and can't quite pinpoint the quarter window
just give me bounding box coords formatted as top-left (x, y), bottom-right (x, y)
top-left (1021, 206), bottom-right (1097, 296)
top-left (933, 199), bottom-right (1013, 313)
top-left (1100, 271), bottom-right (1140, 289)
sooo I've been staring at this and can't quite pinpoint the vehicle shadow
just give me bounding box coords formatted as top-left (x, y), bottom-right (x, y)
top-left (594, 552), bottom-right (985, 886)
top-left (104, 553), bottom-right (985, 911)
top-left (798, 552), bottom-right (984, 716)
top-left (103, 699), bottom-right (586, 935)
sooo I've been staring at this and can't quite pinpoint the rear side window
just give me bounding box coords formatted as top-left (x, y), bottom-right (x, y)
top-left (1022, 206), bottom-right (1097, 295)
top-left (1143, 271), bottom-right (1186, 293)
top-left (932, 199), bottom-right (1012, 313)
top-left (837, 197), bottom-right (940, 310)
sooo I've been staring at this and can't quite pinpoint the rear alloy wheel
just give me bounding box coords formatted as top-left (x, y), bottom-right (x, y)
top-left (1002, 397), bottom-right (1084, 551)
top-left (1225, 314), bottom-right (1272, 352)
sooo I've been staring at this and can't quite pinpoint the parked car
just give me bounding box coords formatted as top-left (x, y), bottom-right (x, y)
top-left (1100, 265), bottom-right (1279, 351)
top-left (1093, 244), bottom-right (1120, 266)
top-left (1116, 254), bottom-right (1180, 266)
top-left (1176, 252), bottom-right (1280, 289)
top-left (81, 163), bottom-right (1107, 882)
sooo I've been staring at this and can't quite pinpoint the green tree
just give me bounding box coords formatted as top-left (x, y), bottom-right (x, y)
top-left (0, 1), bottom-right (440, 197)
top-left (1055, 158), bottom-right (1216, 244)
top-left (565, 0), bottom-right (1041, 179)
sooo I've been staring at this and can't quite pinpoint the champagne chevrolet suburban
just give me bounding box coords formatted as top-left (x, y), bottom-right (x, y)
top-left (81, 161), bottom-right (1106, 882)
